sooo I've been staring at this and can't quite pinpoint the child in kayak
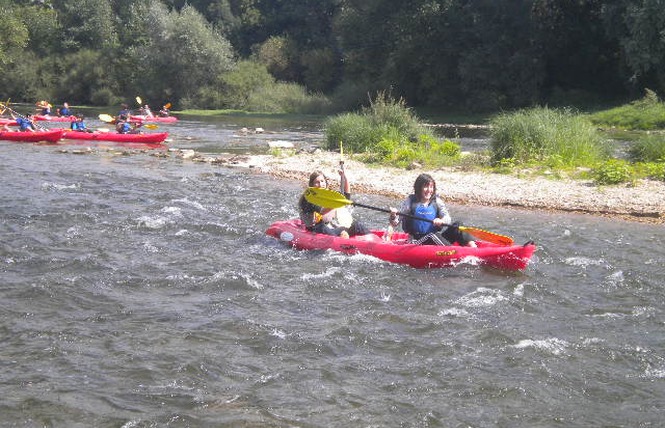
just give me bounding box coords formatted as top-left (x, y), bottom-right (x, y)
top-left (299, 169), bottom-right (370, 238)
top-left (115, 115), bottom-right (141, 134)
top-left (70, 115), bottom-right (92, 132)
top-left (389, 173), bottom-right (476, 246)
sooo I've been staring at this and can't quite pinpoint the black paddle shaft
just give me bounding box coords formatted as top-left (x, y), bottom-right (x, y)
top-left (353, 201), bottom-right (452, 226)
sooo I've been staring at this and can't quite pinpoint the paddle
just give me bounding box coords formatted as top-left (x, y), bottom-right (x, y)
top-left (99, 113), bottom-right (115, 123)
top-left (1, 101), bottom-right (47, 131)
top-left (142, 124), bottom-right (159, 130)
top-left (304, 187), bottom-right (514, 246)
top-left (136, 96), bottom-right (142, 105)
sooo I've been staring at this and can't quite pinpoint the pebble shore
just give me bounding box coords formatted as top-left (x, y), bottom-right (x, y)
top-left (237, 150), bottom-right (665, 224)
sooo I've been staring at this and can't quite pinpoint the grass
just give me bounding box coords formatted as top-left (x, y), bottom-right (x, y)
top-left (489, 106), bottom-right (610, 169)
top-left (588, 89), bottom-right (665, 130)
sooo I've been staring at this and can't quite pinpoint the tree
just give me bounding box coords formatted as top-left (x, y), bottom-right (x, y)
top-left (0, 0), bottom-right (29, 67)
top-left (130, 1), bottom-right (236, 105)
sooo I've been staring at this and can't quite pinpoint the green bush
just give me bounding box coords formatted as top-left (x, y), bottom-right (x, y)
top-left (628, 133), bottom-right (665, 162)
top-left (324, 91), bottom-right (463, 168)
top-left (490, 106), bottom-right (609, 167)
top-left (593, 159), bottom-right (633, 184)
top-left (643, 162), bottom-right (665, 181)
top-left (325, 113), bottom-right (382, 153)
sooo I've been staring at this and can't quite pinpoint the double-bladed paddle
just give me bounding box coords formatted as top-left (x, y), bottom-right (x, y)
top-left (304, 187), bottom-right (514, 246)
top-left (98, 113), bottom-right (158, 129)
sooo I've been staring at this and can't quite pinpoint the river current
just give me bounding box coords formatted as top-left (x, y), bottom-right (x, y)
top-left (1, 115), bottom-right (664, 427)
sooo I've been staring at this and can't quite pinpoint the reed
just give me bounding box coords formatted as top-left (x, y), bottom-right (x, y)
top-left (490, 106), bottom-right (609, 168)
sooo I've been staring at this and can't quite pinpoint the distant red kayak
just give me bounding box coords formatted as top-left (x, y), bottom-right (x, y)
top-left (129, 115), bottom-right (178, 123)
top-left (33, 115), bottom-right (77, 122)
top-left (62, 130), bottom-right (169, 144)
top-left (0, 129), bottom-right (65, 143)
top-left (0, 118), bottom-right (17, 126)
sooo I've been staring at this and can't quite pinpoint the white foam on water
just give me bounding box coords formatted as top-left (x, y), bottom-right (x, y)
top-left (512, 338), bottom-right (570, 356)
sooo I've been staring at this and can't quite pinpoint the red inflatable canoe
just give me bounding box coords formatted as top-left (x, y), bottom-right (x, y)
top-left (129, 115), bottom-right (178, 123)
top-left (266, 219), bottom-right (536, 271)
top-left (62, 130), bottom-right (169, 144)
top-left (33, 115), bottom-right (77, 122)
top-left (0, 129), bottom-right (65, 143)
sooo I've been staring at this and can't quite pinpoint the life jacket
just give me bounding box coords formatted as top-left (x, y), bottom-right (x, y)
top-left (16, 117), bottom-right (33, 131)
top-left (402, 194), bottom-right (440, 236)
top-left (117, 122), bottom-right (132, 134)
top-left (71, 121), bottom-right (86, 130)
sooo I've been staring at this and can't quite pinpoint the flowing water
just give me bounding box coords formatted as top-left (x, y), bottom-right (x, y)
top-left (1, 115), bottom-right (664, 427)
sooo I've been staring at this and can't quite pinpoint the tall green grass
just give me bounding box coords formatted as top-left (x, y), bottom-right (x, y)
top-left (490, 106), bottom-right (610, 168)
top-left (628, 133), bottom-right (665, 162)
top-left (325, 90), bottom-right (432, 152)
top-left (588, 89), bottom-right (665, 130)
top-left (324, 91), bottom-right (461, 167)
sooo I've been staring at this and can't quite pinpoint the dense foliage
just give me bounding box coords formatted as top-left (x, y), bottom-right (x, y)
top-left (3, 0), bottom-right (665, 113)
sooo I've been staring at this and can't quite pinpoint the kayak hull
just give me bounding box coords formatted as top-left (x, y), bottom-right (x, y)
top-left (0, 129), bottom-right (64, 143)
top-left (62, 130), bottom-right (168, 144)
top-left (0, 118), bottom-right (17, 126)
top-left (266, 219), bottom-right (536, 271)
top-left (129, 115), bottom-right (178, 123)
top-left (34, 115), bottom-right (77, 122)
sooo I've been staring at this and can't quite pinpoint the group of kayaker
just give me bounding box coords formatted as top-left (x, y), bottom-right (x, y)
top-left (299, 166), bottom-right (476, 246)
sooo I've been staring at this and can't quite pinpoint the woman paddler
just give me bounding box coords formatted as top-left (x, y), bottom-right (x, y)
top-left (298, 168), bottom-right (370, 239)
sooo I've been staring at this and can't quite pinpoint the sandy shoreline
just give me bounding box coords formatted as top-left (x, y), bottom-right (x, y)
top-left (223, 150), bottom-right (665, 225)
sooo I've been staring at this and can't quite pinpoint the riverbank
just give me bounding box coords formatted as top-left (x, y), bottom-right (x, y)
top-left (222, 150), bottom-right (665, 224)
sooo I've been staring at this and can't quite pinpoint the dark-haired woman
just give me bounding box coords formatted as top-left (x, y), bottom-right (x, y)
top-left (389, 173), bottom-right (475, 246)
top-left (298, 169), bottom-right (369, 238)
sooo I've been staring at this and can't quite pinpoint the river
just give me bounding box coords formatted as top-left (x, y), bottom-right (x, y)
top-left (1, 114), bottom-right (664, 427)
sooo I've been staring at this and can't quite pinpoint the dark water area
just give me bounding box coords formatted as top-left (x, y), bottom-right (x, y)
top-left (1, 114), bottom-right (664, 427)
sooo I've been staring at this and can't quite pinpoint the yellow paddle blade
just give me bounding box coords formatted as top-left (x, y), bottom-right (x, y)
top-left (98, 113), bottom-right (115, 123)
top-left (142, 124), bottom-right (159, 130)
top-left (459, 226), bottom-right (514, 246)
top-left (163, 102), bottom-right (172, 109)
top-left (304, 187), bottom-right (352, 209)
top-left (136, 96), bottom-right (142, 105)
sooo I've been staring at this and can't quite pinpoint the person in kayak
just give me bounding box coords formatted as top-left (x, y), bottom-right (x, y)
top-left (13, 113), bottom-right (37, 132)
top-left (299, 169), bottom-right (370, 239)
top-left (58, 102), bottom-right (72, 117)
top-left (70, 115), bottom-right (92, 132)
top-left (139, 104), bottom-right (155, 118)
top-left (115, 115), bottom-right (141, 134)
top-left (118, 103), bottom-right (131, 118)
top-left (389, 173), bottom-right (476, 246)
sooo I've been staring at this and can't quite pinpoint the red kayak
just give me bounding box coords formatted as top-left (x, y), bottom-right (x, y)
top-left (0, 129), bottom-right (64, 143)
top-left (266, 219), bottom-right (536, 271)
top-left (0, 118), bottom-right (17, 126)
top-left (129, 115), bottom-right (178, 123)
top-left (62, 130), bottom-right (169, 144)
top-left (33, 115), bottom-right (77, 122)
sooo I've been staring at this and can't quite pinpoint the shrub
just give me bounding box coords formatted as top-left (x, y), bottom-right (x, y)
top-left (628, 133), bottom-right (665, 162)
top-left (643, 162), bottom-right (665, 181)
top-left (490, 106), bottom-right (609, 167)
top-left (593, 159), bottom-right (633, 184)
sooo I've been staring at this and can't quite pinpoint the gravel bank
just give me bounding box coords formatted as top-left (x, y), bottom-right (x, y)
top-left (235, 151), bottom-right (665, 224)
